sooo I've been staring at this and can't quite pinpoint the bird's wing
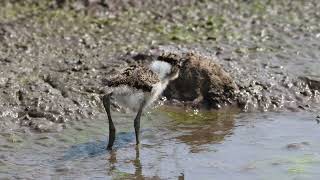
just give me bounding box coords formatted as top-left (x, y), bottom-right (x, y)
top-left (104, 65), bottom-right (160, 92)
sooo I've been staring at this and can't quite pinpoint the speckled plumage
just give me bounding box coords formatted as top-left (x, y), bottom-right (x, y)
top-left (157, 52), bottom-right (182, 66)
top-left (104, 65), bottom-right (161, 92)
top-left (102, 53), bottom-right (182, 150)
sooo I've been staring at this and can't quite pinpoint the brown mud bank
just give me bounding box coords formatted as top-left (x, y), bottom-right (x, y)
top-left (1, 44), bottom-right (319, 133)
top-left (1, 0), bottom-right (320, 132)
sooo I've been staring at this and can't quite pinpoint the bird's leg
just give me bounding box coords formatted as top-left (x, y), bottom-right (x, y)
top-left (102, 93), bottom-right (116, 150)
top-left (134, 99), bottom-right (147, 145)
top-left (134, 146), bottom-right (142, 178)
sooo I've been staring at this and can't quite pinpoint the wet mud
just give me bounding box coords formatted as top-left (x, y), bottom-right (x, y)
top-left (1, 0), bottom-right (320, 131)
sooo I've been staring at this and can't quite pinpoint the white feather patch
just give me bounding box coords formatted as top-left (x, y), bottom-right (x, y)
top-left (149, 60), bottom-right (172, 80)
top-left (111, 85), bottom-right (146, 112)
top-left (144, 80), bottom-right (170, 108)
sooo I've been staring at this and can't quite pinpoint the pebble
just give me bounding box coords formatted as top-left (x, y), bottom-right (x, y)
top-left (286, 142), bottom-right (310, 150)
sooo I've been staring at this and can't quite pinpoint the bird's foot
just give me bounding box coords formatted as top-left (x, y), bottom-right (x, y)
top-left (135, 143), bottom-right (141, 148)
top-left (106, 145), bottom-right (113, 150)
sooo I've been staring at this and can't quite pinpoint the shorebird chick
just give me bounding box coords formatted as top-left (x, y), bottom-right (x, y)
top-left (102, 53), bottom-right (183, 150)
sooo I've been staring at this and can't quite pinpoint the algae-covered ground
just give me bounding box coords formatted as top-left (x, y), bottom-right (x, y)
top-left (1, 0), bottom-right (320, 179)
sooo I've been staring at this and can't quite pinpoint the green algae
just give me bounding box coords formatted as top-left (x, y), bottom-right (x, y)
top-left (111, 170), bottom-right (133, 180)
top-left (6, 133), bottom-right (24, 143)
top-left (248, 154), bottom-right (320, 178)
top-left (1, 132), bottom-right (24, 144)
top-left (1, 0), bottom-right (319, 57)
top-left (287, 154), bottom-right (320, 175)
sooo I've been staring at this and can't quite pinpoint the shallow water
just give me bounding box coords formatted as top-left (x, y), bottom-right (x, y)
top-left (1, 107), bottom-right (320, 179)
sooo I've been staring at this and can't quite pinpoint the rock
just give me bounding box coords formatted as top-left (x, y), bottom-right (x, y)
top-left (286, 142), bottom-right (310, 150)
top-left (301, 76), bottom-right (320, 91)
top-left (29, 118), bottom-right (64, 133)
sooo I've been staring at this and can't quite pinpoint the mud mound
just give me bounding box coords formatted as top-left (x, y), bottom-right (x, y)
top-left (147, 46), bottom-right (320, 112)
top-left (163, 52), bottom-right (238, 108)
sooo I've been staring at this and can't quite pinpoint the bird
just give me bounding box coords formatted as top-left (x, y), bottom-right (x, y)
top-left (101, 52), bottom-right (183, 150)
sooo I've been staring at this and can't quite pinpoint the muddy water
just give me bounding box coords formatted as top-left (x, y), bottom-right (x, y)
top-left (1, 107), bottom-right (319, 179)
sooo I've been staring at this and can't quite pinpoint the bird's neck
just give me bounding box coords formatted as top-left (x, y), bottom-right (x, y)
top-left (166, 65), bottom-right (180, 81)
top-left (148, 60), bottom-right (180, 81)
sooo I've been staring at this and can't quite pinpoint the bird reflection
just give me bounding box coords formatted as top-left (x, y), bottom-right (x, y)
top-left (107, 146), bottom-right (146, 179)
top-left (133, 146), bottom-right (143, 179)
top-left (160, 106), bottom-right (239, 153)
top-left (107, 150), bottom-right (117, 176)
top-left (178, 173), bottom-right (185, 180)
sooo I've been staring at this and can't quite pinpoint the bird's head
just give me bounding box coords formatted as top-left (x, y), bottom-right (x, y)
top-left (153, 52), bottom-right (185, 81)
top-left (157, 52), bottom-right (184, 68)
